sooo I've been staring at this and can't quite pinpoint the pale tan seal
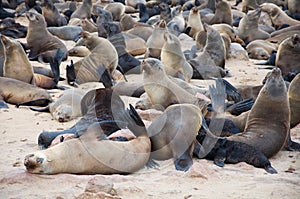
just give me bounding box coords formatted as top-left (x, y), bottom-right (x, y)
top-left (139, 58), bottom-right (207, 110)
top-left (275, 34), bottom-right (300, 76)
top-left (246, 39), bottom-right (277, 60)
top-left (287, 0), bottom-right (300, 15)
top-left (186, 7), bottom-right (204, 38)
top-left (161, 32), bottom-right (193, 82)
top-left (73, 31), bottom-right (118, 84)
top-left (81, 18), bottom-right (97, 33)
top-left (68, 46), bottom-right (90, 57)
top-left (227, 67), bottom-right (290, 158)
top-left (145, 20), bottom-right (167, 58)
top-left (104, 2), bottom-right (125, 21)
top-left (237, 8), bottom-right (270, 44)
top-left (26, 11), bottom-right (68, 63)
top-left (24, 107), bottom-right (151, 174)
top-left (260, 3), bottom-right (300, 28)
top-left (148, 104), bottom-right (202, 171)
top-left (0, 77), bottom-right (52, 108)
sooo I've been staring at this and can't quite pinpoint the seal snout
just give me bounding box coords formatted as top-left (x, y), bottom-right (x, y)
top-left (24, 154), bottom-right (42, 170)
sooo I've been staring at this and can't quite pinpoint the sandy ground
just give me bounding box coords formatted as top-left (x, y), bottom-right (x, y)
top-left (0, 12), bottom-right (300, 199)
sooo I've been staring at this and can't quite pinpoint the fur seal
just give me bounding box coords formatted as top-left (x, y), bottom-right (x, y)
top-left (161, 32), bottom-right (193, 82)
top-left (81, 18), bottom-right (97, 33)
top-left (289, 73), bottom-right (300, 128)
top-left (275, 34), bottom-right (300, 76)
top-left (104, 2), bottom-right (125, 21)
top-left (237, 8), bottom-right (270, 44)
top-left (47, 26), bottom-right (82, 41)
top-left (140, 58), bottom-right (207, 110)
top-left (227, 67), bottom-right (290, 158)
top-left (166, 5), bottom-right (185, 36)
top-left (260, 3), bottom-right (300, 28)
top-left (71, 31), bottom-right (118, 84)
top-left (41, 0), bottom-right (67, 27)
top-left (0, 77), bottom-right (51, 108)
top-left (26, 11), bottom-right (68, 63)
top-left (68, 45), bottom-right (90, 57)
top-left (148, 104), bottom-right (202, 171)
top-left (145, 20), bottom-right (167, 59)
top-left (24, 105), bottom-right (151, 174)
top-left (186, 7), bottom-right (204, 38)
top-left (209, 0), bottom-right (232, 26)
top-left (246, 39), bottom-right (277, 60)
top-left (286, 0), bottom-right (300, 16)
top-left (70, 0), bottom-right (92, 19)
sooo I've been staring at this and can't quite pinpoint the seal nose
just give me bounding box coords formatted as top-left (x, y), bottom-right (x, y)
top-left (272, 67), bottom-right (281, 76)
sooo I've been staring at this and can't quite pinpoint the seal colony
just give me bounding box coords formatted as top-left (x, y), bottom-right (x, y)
top-left (0, 0), bottom-right (298, 178)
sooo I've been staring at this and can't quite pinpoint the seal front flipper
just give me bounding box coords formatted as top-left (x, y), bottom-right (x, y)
top-left (174, 147), bottom-right (193, 171)
top-left (15, 98), bottom-right (52, 108)
top-left (66, 60), bottom-right (76, 86)
top-left (97, 67), bottom-right (113, 88)
top-left (0, 100), bottom-right (9, 108)
top-left (29, 106), bottom-right (50, 113)
top-left (146, 159), bottom-right (160, 169)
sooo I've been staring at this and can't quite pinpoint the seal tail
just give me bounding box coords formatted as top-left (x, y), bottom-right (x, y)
top-left (222, 78), bottom-right (243, 103)
top-left (15, 99), bottom-right (52, 108)
top-left (226, 98), bottom-right (254, 116)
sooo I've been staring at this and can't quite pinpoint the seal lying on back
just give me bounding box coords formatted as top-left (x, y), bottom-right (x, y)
top-left (24, 105), bottom-right (151, 174)
top-left (26, 11), bottom-right (68, 63)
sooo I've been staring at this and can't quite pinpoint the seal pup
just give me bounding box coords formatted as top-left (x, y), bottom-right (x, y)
top-left (0, 77), bottom-right (52, 108)
top-left (237, 8), bottom-right (270, 44)
top-left (161, 32), bottom-right (193, 82)
top-left (70, 31), bottom-right (118, 84)
top-left (275, 34), bottom-right (300, 77)
top-left (145, 20), bottom-right (167, 58)
top-left (166, 5), bottom-right (185, 36)
top-left (148, 104), bottom-right (202, 171)
top-left (70, 0), bottom-right (92, 19)
top-left (41, 0), bottom-right (67, 27)
top-left (227, 68), bottom-right (290, 158)
top-left (24, 105), bottom-right (151, 174)
top-left (260, 3), bottom-right (300, 28)
top-left (26, 11), bottom-right (68, 63)
top-left (209, 0), bottom-right (232, 26)
top-left (139, 58), bottom-right (207, 110)
top-left (68, 45), bottom-right (90, 57)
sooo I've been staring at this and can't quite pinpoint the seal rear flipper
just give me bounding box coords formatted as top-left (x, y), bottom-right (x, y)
top-left (146, 158), bottom-right (160, 169)
top-left (226, 98), bottom-right (254, 116)
top-left (0, 100), bottom-right (9, 108)
top-left (66, 60), bottom-right (76, 86)
top-left (15, 98), bottom-right (52, 108)
top-left (222, 78), bottom-right (243, 103)
top-left (125, 104), bottom-right (148, 137)
top-left (97, 67), bottom-right (113, 88)
top-left (283, 132), bottom-right (300, 152)
top-left (50, 48), bottom-right (65, 84)
top-left (174, 147), bottom-right (193, 171)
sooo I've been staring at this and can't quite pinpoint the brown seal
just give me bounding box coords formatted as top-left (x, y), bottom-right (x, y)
top-left (209, 0), bottom-right (232, 26)
top-left (238, 8), bottom-right (270, 44)
top-left (246, 39), bottom-right (277, 60)
top-left (161, 32), bottom-right (193, 82)
top-left (0, 77), bottom-right (52, 108)
top-left (41, 0), bottom-right (67, 27)
top-left (70, 0), bottom-right (92, 19)
top-left (227, 67), bottom-right (290, 158)
top-left (275, 34), bottom-right (300, 77)
top-left (289, 73), bottom-right (300, 128)
top-left (148, 104), bottom-right (202, 171)
top-left (26, 11), bottom-right (68, 63)
top-left (260, 3), bottom-right (300, 28)
top-left (287, 0), bottom-right (300, 15)
top-left (47, 26), bottom-right (83, 41)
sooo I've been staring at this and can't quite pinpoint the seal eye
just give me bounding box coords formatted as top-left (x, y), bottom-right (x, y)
top-left (36, 157), bottom-right (44, 164)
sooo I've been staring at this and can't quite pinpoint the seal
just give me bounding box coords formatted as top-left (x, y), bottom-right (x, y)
top-left (41, 0), bottom-right (67, 27)
top-left (148, 104), bottom-right (202, 171)
top-left (246, 39), bottom-right (277, 60)
top-left (161, 32), bottom-right (193, 82)
top-left (286, 0), bottom-right (300, 16)
top-left (145, 20), bottom-right (167, 58)
top-left (81, 18), bottom-right (97, 33)
top-left (275, 34), bottom-right (300, 77)
top-left (227, 67), bottom-right (289, 158)
top-left (140, 58), bottom-right (207, 110)
top-left (260, 3), bottom-right (300, 28)
top-left (70, 31), bottom-right (118, 84)
top-left (70, 0), bottom-right (92, 19)
top-left (24, 105), bottom-right (151, 174)
top-left (289, 73), bottom-right (300, 128)
top-left (237, 8), bottom-right (270, 44)
top-left (68, 45), bottom-right (90, 57)
top-left (0, 77), bottom-right (52, 108)
top-left (209, 0), bottom-right (232, 26)
top-left (26, 11), bottom-right (68, 63)
top-left (166, 5), bottom-right (185, 36)
top-left (47, 26), bottom-right (82, 41)
top-left (186, 7), bottom-right (204, 38)
top-left (104, 2), bottom-right (125, 21)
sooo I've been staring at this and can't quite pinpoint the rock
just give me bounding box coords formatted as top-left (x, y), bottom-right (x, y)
top-left (85, 176), bottom-right (114, 194)
top-left (186, 160), bottom-right (220, 179)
